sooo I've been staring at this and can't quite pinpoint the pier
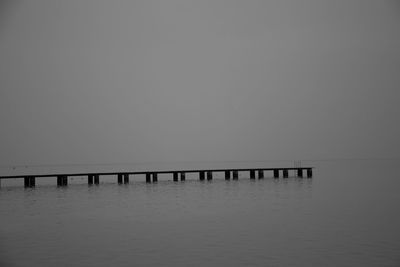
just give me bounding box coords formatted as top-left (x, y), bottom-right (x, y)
top-left (0, 167), bottom-right (313, 188)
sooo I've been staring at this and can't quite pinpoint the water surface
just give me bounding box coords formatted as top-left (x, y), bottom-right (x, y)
top-left (0, 160), bottom-right (399, 266)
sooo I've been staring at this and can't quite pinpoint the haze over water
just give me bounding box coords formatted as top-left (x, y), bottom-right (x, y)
top-left (1, 159), bottom-right (399, 266)
top-left (1, 1), bottom-right (399, 166)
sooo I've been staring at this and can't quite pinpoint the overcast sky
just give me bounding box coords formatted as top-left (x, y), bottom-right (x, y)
top-left (0, 0), bottom-right (399, 166)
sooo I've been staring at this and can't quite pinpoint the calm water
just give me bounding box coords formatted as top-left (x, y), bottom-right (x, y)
top-left (0, 160), bottom-right (399, 267)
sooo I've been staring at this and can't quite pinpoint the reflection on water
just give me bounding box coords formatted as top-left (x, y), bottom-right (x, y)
top-left (0, 160), bottom-right (400, 267)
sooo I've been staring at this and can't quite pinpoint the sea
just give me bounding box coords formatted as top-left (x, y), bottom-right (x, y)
top-left (0, 159), bottom-right (399, 267)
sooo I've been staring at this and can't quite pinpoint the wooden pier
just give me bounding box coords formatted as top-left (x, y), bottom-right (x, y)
top-left (0, 167), bottom-right (313, 188)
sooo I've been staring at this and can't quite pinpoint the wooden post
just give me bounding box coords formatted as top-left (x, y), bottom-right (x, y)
top-left (57, 176), bottom-right (63, 186)
top-left (24, 177), bottom-right (30, 187)
top-left (173, 172), bottom-right (178, 182)
top-left (180, 172), bottom-right (185, 181)
top-left (88, 175), bottom-right (94, 185)
top-left (283, 169), bottom-right (288, 178)
top-left (152, 173), bottom-right (158, 182)
top-left (57, 175), bottom-right (67, 186)
top-left (233, 171), bottom-right (238, 180)
top-left (250, 170), bottom-right (256, 179)
top-left (307, 168), bottom-right (313, 178)
top-left (24, 177), bottom-right (35, 187)
top-left (207, 171), bottom-right (213, 180)
top-left (225, 170), bottom-right (231, 180)
top-left (123, 174), bottom-right (129, 184)
top-left (258, 170), bottom-right (264, 179)
top-left (118, 174), bottom-right (123, 184)
top-left (30, 177), bottom-right (35, 187)
top-left (199, 171), bottom-right (205, 181)
top-left (297, 169), bottom-right (303, 178)
top-left (94, 174), bottom-right (100, 184)
top-left (273, 169), bottom-right (279, 178)
top-left (62, 175), bottom-right (68, 186)
top-left (146, 173), bottom-right (151, 183)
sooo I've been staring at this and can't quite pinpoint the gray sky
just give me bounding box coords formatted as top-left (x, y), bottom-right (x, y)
top-left (1, 0), bottom-right (399, 166)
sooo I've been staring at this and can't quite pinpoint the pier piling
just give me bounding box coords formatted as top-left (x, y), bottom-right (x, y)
top-left (24, 177), bottom-right (35, 188)
top-left (180, 172), bottom-right (186, 181)
top-left (225, 171), bottom-right (231, 180)
top-left (233, 171), bottom-right (239, 180)
top-left (307, 168), bottom-right (313, 178)
top-left (61, 175), bottom-right (68, 186)
top-left (146, 173), bottom-right (151, 183)
top-left (250, 170), bottom-right (256, 179)
top-left (57, 176), bottom-right (63, 186)
top-left (199, 171), bottom-right (205, 181)
top-left (297, 169), bottom-right (303, 178)
top-left (173, 172), bottom-right (179, 182)
top-left (207, 171), bottom-right (213, 180)
top-left (123, 174), bottom-right (129, 184)
top-left (94, 174), bottom-right (100, 184)
top-left (117, 174), bottom-right (123, 184)
top-left (273, 170), bottom-right (279, 178)
top-left (283, 169), bottom-right (289, 178)
top-left (152, 173), bottom-right (158, 182)
top-left (88, 175), bottom-right (94, 185)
